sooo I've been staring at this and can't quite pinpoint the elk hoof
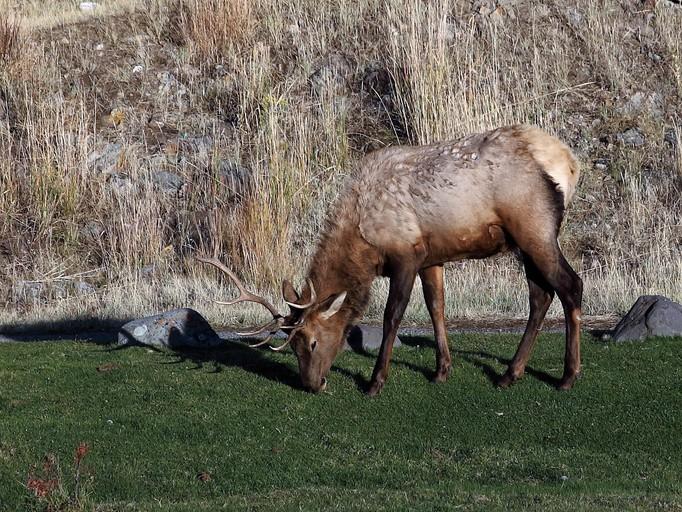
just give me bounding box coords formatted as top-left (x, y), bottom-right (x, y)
top-left (496, 372), bottom-right (518, 389)
top-left (557, 372), bottom-right (581, 391)
top-left (367, 380), bottom-right (384, 396)
top-left (431, 366), bottom-right (451, 384)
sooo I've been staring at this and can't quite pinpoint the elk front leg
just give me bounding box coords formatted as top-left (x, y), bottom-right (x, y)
top-left (419, 265), bottom-right (452, 383)
top-left (368, 265), bottom-right (418, 396)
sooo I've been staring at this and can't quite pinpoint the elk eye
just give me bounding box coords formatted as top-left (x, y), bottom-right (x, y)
top-left (311, 340), bottom-right (318, 351)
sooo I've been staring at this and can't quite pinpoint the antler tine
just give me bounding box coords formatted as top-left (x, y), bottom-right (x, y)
top-left (270, 326), bottom-right (302, 352)
top-left (247, 333), bottom-right (277, 349)
top-left (197, 256), bottom-right (281, 319)
top-left (284, 279), bottom-right (318, 309)
top-left (236, 318), bottom-right (282, 337)
top-left (270, 339), bottom-right (291, 352)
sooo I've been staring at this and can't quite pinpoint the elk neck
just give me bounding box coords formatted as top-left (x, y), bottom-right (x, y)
top-left (306, 206), bottom-right (381, 322)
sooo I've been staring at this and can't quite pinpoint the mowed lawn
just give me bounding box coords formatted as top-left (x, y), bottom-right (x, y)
top-left (0, 333), bottom-right (680, 511)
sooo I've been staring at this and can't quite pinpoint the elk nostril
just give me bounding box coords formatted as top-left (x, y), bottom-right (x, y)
top-left (320, 377), bottom-right (327, 391)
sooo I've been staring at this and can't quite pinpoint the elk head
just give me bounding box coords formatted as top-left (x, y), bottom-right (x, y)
top-left (198, 257), bottom-right (348, 393)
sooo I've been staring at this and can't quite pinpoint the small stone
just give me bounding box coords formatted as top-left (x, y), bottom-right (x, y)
top-left (361, 63), bottom-right (394, 102)
top-left (87, 143), bottom-right (124, 173)
top-left (594, 158), bottom-right (608, 170)
top-left (74, 281), bottom-right (96, 296)
top-left (152, 170), bottom-right (184, 196)
top-left (619, 91), bottom-right (663, 118)
top-left (664, 128), bottom-right (678, 146)
top-left (617, 127), bottom-right (645, 147)
top-left (217, 160), bottom-right (251, 200)
top-left (439, 20), bottom-right (456, 41)
top-left (14, 281), bottom-right (44, 303)
top-left (95, 43), bottom-right (104, 51)
top-left (132, 65), bottom-right (144, 74)
top-left (309, 53), bottom-right (353, 94)
top-left (79, 2), bottom-right (97, 12)
top-left (80, 221), bottom-right (103, 242)
top-left (489, 6), bottom-right (506, 20)
top-left (118, 308), bottom-right (222, 349)
top-left (107, 173), bottom-right (133, 193)
top-left (565, 7), bottom-right (583, 28)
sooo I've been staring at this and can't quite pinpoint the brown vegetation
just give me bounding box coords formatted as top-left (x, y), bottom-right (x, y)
top-left (0, 0), bottom-right (680, 330)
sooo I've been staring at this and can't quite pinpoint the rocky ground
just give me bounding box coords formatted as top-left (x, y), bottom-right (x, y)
top-left (0, 0), bottom-right (680, 329)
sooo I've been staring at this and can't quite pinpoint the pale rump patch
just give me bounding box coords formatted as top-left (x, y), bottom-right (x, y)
top-left (521, 126), bottom-right (580, 207)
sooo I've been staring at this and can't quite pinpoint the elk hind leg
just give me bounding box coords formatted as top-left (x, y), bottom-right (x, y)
top-left (511, 224), bottom-right (583, 390)
top-left (419, 265), bottom-right (452, 383)
top-left (498, 254), bottom-right (555, 388)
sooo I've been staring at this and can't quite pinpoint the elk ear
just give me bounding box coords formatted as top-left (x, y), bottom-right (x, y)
top-left (282, 279), bottom-right (300, 304)
top-left (319, 291), bottom-right (347, 320)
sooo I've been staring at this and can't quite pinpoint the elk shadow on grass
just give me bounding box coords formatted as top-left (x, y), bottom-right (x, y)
top-left (116, 327), bottom-right (304, 391)
top-left (399, 334), bottom-right (561, 388)
top-left (454, 349), bottom-right (561, 388)
top-left (336, 334), bottom-right (441, 391)
top-left (0, 317), bottom-right (128, 344)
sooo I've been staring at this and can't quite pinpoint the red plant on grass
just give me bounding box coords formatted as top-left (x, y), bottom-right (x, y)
top-left (25, 442), bottom-right (93, 511)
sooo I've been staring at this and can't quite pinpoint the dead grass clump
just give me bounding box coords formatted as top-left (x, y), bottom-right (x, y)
top-left (0, 16), bottom-right (21, 68)
top-left (178, 0), bottom-right (255, 62)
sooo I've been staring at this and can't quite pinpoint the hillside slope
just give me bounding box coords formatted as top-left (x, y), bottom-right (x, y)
top-left (0, 0), bottom-right (680, 329)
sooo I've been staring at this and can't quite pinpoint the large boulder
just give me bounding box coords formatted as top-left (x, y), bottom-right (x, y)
top-left (118, 308), bottom-right (222, 349)
top-left (611, 295), bottom-right (682, 341)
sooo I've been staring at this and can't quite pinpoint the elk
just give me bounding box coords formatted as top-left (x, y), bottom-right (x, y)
top-left (199, 124), bottom-right (583, 395)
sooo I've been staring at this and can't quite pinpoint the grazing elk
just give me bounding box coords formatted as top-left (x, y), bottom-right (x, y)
top-left (199, 124), bottom-right (583, 395)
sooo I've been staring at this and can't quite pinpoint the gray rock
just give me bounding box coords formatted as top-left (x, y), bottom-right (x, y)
top-left (565, 7), bottom-right (583, 28)
top-left (118, 308), bottom-right (222, 349)
top-left (152, 170), bottom-right (185, 195)
top-left (80, 221), bottom-right (104, 242)
top-left (361, 63), bottom-right (393, 97)
top-left (217, 160), bottom-right (251, 199)
top-left (14, 281), bottom-right (45, 304)
top-left (594, 158), bottom-right (609, 170)
top-left (611, 295), bottom-right (682, 341)
top-left (619, 91), bottom-right (663, 118)
top-left (617, 127), bottom-right (645, 147)
top-left (183, 136), bottom-right (214, 158)
top-left (0, 94), bottom-right (11, 124)
top-left (107, 172), bottom-right (133, 193)
top-left (88, 143), bottom-right (124, 173)
top-left (664, 127), bottom-right (678, 146)
top-left (474, 0), bottom-right (495, 16)
top-left (309, 53), bottom-right (353, 94)
top-left (345, 325), bottom-right (402, 352)
top-left (74, 281), bottom-right (96, 295)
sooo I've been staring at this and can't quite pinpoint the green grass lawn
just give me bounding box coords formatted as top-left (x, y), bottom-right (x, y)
top-left (0, 333), bottom-right (680, 511)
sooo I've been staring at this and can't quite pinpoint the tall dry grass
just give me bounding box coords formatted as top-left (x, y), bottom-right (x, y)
top-left (0, 0), bottom-right (680, 331)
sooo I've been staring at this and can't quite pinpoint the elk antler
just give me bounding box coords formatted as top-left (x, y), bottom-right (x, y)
top-left (284, 279), bottom-right (317, 309)
top-left (197, 256), bottom-right (286, 344)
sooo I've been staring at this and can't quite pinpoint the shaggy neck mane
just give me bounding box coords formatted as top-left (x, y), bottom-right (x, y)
top-left (306, 196), bottom-right (380, 322)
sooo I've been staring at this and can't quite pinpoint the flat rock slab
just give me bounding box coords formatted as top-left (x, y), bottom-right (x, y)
top-left (345, 325), bottom-right (401, 351)
top-left (118, 308), bottom-right (222, 349)
top-left (611, 295), bottom-right (682, 341)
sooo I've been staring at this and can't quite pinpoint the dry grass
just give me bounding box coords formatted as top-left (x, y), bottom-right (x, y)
top-left (0, 0), bottom-right (680, 331)
top-left (0, 15), bottom-right (21, 68)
